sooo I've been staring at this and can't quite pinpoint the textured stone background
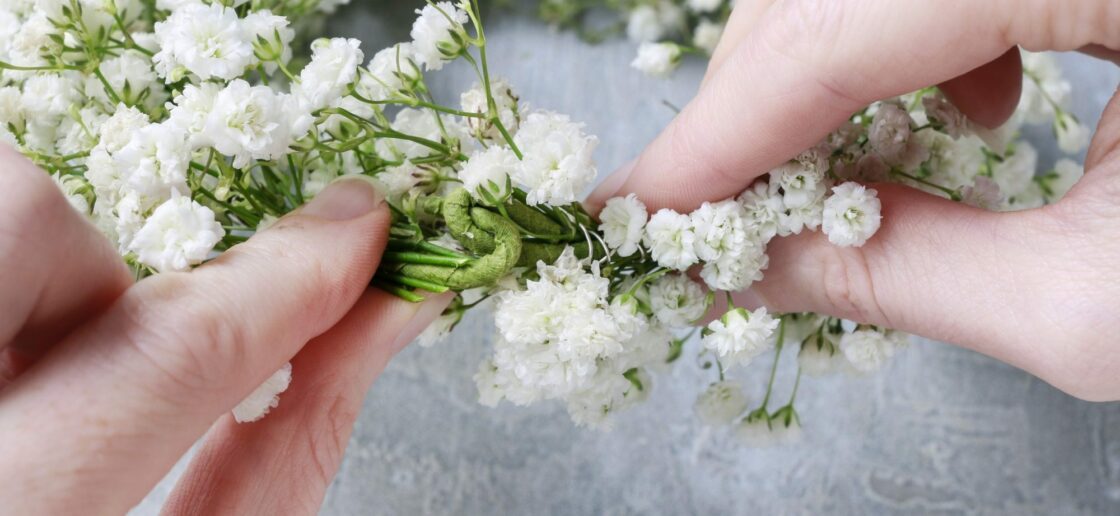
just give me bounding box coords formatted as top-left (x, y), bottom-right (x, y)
top-left (135, 2), bottom-right (1120, 514)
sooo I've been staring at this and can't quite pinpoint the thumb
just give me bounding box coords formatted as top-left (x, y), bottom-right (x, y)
top-left (0, 177), bottom-right (390, 514)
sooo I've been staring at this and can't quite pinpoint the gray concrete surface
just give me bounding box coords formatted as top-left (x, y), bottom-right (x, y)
top-left (135, 2), bottom-right (1120, 514)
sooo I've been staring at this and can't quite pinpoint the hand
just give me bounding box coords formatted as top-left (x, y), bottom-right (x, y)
top-left (0, 148), bottom-right (450, 514)
top-left (590, 0), bottom-right (1120, 401)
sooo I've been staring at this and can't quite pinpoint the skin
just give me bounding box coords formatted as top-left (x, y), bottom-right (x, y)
top-left (0, 150), bottom-right (451, 514)
top-left (588, 0), bottom-right (1120, 402)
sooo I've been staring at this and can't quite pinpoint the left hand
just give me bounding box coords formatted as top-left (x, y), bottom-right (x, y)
top-left (0, 154), bottom-right (450, 514)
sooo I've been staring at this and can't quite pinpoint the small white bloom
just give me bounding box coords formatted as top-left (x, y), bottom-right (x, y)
top-left (701, 307), bottom-right (779, 368)
top-left (51, 173), bottom-right (91, 214)
top-left (822, 182), bottom-right (882, 247)
top-left (21, 73), bottom-right (82, 120)
top-left (960, 176), bottom-right (1002, 210)
top-left (839, 329), bottom-right (896, 374)
top-left (166, 82), bottom-right (221, 145)
top-left (694, 380), bottom-right (749, 426)
top-left (735, 415), bottom-right (777, 447)
top-left (770, 161), bottom-right (828, 210)
top-left (417, 310), bottom-right (461, 347)
top-left (460, 78), bottom-right (521, 140)
top-left (204, 80), bottom-right (310, 167)
top-left (626, 5), bottom-right (664, 42)
top-left (738, 181), bottom-right (783, 243)
top-left (1054, 111), bottom-right (1090, 153)
top-left (687, 0), bottom-right (722, 13)
top-left (113, 122), bottom-right (191, 206)
top-left (410, 1), bottom-right (468, 71)
top-left (631, 42), bottom-right (681, 78)
top-left (699, 242), bottom-right (767, 292)
top-left (868, 102), bottom-right (913, 164)
top-left (359, 43), bottom-right (419, 102)
top-left (798, 340), bottom-right (841, 377)
top-left (129, 194), bottom-right (225, 273)
top-left (232, 362), bottom-right (292, 423)
top-left (599, 194), bottom-right (648, 257)
top-left (648, 273), bottom-right (707, 328)
top-left (460, 145), bottom-right (517, 201)
top-left (373, 161), bottom-right (425, 200)
top-left (691, 199), bottom-right (749, 262)
top-left (295, 38), bottom-right (364, 110)
top-left (511, 111), bottom-right (598, 205)
top-left (1042, 158), bottom-right (1084, 200)
top-left (643, 208), bottom-right (697, 270)
top-left (98, 104), bottom-right (150, 153)
top-left (922, 94), bottom-right (969, 138)
top-left (85, 50), bottom-right (163, 110)
top-left (153, 3), bottom-right (255, 81)
top-left (992, 142), bottom-right (1037, 197)
top-left (693, 19), bottom-right (724, 54)
top-left (241, 9), bottom-right (293, 73)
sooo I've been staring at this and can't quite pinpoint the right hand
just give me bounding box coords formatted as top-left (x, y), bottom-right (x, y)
top-left (590, 0), bottom-right (1120, 401)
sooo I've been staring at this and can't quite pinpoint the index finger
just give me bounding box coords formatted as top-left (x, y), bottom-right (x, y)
top-left (593, 0), bottom-right (1102, 211)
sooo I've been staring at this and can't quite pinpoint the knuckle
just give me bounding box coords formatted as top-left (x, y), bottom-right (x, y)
top-left (818, 246), bottom-right (891, 326)
top-left (118, 274), bottom-right (248, 393)
top-left (304, 389), bottom-right (358, 483)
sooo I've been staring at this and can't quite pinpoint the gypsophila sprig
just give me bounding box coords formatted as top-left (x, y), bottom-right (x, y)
top-left (20, 0), bottom-right (1088, 437)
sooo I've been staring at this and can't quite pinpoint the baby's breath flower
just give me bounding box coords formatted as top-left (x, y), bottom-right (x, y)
top-left (631, 41), bottom-right (682, 78)
top-left (643, 208), bottom-right (698, 270)
top-left (460, 145), bottom-right (517, 201)
top-left (839, 329), bottom-right (896, 374)
top-left (702, 307), bottom-right (779, 368)
top-left (129, 193), bottom-right (224, 273)
top-left (599, 194), bottom-right (648, 257)
top-left (153, 3), bottom-right (255, 81)
top-left (648, 273), bottom-right (708, 328)
top-left (822, 182), bottom-right (882, 247)
top-left (295, 37), bottom-right (364, 111)
top-left (694, 380), bottom-right (749, 426)
top-left (511, 111), bottom-right (598, 205)
top-left (233, 362), bottom-right (292, 423)
top-left (410, 1), bottom-right (469, 71)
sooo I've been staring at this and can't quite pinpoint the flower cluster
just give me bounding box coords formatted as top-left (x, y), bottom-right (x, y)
top-left (536, 0), bottom-right (731, 77)
top-left (18, 0), bottom-right (1088, 439)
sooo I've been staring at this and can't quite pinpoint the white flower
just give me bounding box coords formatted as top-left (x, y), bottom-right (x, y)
top-left (204, 79), bottom-right (310, 167)
top-left (51, 173), bottom-right (91, 214)
top-left (643, 208), bottom-right (697, 270)
top-left (693, 18), bottom-right (724, 54)
top-left (738, 181), bottom-right (783, 243)
top-left (701, 307), bottom-right (779, 368)
top-left (377, 107), bottom-right (453, 160)
top-left (922, 94), bottom-right (969, 138)
top-left (417, 310), bottom-right (461, 347)
top-left (460, 78), bottom-right (521, 140)
top-left (241, 9), bottom-right (293, 73)
top-left (687, 0), bottom-right (722, 13)
top-left (410, 1), bottom-right (468, 71)
top-left (56, 106), bottom-right (108, 156)
top-left (21, 73), bottom-right (81, 120)
top-left (565, 367), bottom-right (649, 428)
top-left (798, 340), bottom-right (841, 377)
top-left (839, 329), bottom-right (895, 374)
top-left (166, 82), bottom-right (221, 144)
top-left (690, 199), bottom-right (748, 262)
top-left (129, 194), bottom-right (225, 273)
top-left (511, 111), bottom-right (598, 205)
top-left (1040, 158), bottom-right (1083, 200)
top-left (0, 86), bottom-right (23, 126)
top-left (735, 415), bottom-right (777, 447)
top-left (98, 104), bottom-right (150, 154)
top-left (960, 176), bottom-right (1002, 209)
top-left (232, 362), bottom-right (292, 423)
top-left (770, 161), bottom-right (828, 210)
top-left (631, 42), bottom-right (681, 78)
top-left (648, 273), bottom-right (707, 328)
top-left (359, 43), bottom-right (418, 102)
top-left (599, 194), bottom-right (648, 257)
top-left (699, 243), bottom-right (767, 291)
top-left (373, 161), bottom-right (425, 200)
top-left (626, 5), bottom-right (664, 42)
top-left (460, 145), bottom-right (517, 200)
top-left (1019, 51), bottom-right (1071, 123)
top-left (113, 122), bottom-right (191, 206)
top-left (694, 380), bottom-right (749, 426)
top-left (1054, 111), bottom-right (1090, 153)
top-left (822, 182), bottom-right (882, 247)
top-left (84, 50), bottom-right (163, 110)
top-left (868, 102), bottom-right (913, 163)
top-left (153, 3), bottom-right (255, 81)
top-left (295, 37), bottom-right (363, 111)
top-left (992, 142), bottom-right (1037, 197)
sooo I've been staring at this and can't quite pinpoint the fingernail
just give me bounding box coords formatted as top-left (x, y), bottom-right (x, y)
top-left (391, 293), bottom-right (456, 353)
top-left (587, 158), bottom-right (638, 212)
top-left (301, 176), bottom-right (383, 221)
